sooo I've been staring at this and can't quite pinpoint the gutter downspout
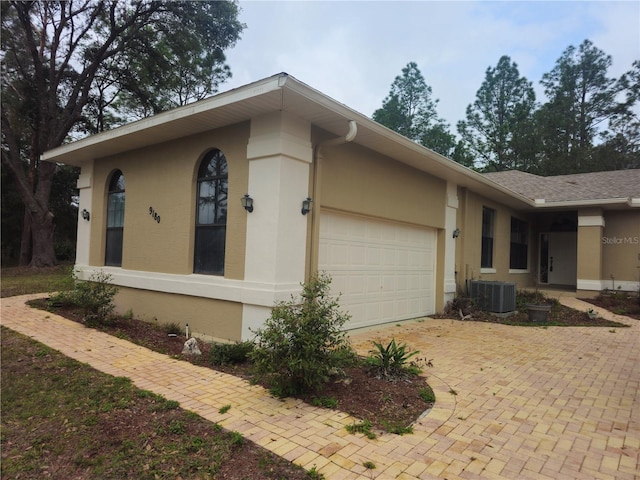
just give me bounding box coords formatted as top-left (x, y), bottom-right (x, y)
top-left (307, 120), bottom-right (358, 278)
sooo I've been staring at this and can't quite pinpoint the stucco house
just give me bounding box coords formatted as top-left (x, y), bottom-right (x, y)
top-left (43, 74), bottom-right (640, 341)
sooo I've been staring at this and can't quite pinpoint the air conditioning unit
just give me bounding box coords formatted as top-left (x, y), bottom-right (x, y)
top-left (470, 281), bottom-right (516, 313)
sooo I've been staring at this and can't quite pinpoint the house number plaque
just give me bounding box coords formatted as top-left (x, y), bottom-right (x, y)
top-left (149, 206), bottom-right (161, 223)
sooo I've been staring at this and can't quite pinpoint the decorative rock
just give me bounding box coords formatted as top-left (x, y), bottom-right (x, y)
top-left (182, 337), bottom-right (201, 356)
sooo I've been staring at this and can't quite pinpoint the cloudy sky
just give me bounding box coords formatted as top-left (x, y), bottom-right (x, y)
top-left (222, 0), bottom-right (639, 130)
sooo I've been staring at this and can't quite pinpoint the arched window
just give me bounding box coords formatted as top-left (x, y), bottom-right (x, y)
top-left (105, 170), bottom-right (125, 266)
top-left (194, 149), bottom-right (228, 275)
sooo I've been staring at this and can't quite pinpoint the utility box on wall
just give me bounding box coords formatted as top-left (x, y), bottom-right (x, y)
top-left (470, 281), bottom-right (516, 313)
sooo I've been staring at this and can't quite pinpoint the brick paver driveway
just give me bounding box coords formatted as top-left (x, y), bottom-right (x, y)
top-left (349, 297), bottom-right (639, 479)
top-left (2, 295), bottom-right (638, 479)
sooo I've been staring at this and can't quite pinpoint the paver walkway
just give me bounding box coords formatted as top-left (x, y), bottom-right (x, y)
top-left (2, 294), bottom-right (639, 479)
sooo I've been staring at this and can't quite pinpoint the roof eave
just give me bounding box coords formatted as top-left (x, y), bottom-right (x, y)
top-left (531, 197), bottom-right (640, 209)
top-left (281, 77), bottom-right (536, 210)
top-left (41, 74), bottom-right (287, 166)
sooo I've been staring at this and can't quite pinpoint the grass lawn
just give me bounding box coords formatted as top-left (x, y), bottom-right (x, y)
top-left (0, 266), bottom-right (315, 479)
top-left (1, 264), bottom-right (74, 298)
top-left (1, 327), bottom-right (310, 479)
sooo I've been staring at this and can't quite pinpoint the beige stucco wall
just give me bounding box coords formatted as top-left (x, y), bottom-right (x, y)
top-left (115, 287), bottom-right (243, 342)
top-left (577, 225), bottom-right (604, 282)
top-left (318, 143), bottom-right (446, 228)
top-left (601, 210), bottom-right (640, 286)
top-left (89, 123), bottom-right (250, 279)
top-left (456, 188), bottom-right (535, 293)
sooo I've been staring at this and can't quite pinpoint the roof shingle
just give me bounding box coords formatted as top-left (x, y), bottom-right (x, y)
top-left (483, 169), bottom-right (640, 203)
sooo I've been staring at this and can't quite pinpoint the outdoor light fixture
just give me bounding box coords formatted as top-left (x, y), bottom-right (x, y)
top-left (452, 228), bottom-right (461, 239)
top-left (241, 194), bottom-right (254, 212)
top-left (301, 197), bottom-right (312, 215)
top-left (81, 209), bottom-right (90, 221)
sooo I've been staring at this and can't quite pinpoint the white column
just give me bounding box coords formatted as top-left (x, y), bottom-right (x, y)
top-left (75, 161), bottom-right (94, 267)
top-left (241, 112), bottom-right (313, 338)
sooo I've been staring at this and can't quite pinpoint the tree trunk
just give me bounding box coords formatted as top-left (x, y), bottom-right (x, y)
top-left (1, 144), bottom-right (59, 267)
top-left (30, 210), bottom-right (57, 267)
top-left (29, 161), bottom-right (58, 267)
top-left (18, 210), bottom-right (32, 266)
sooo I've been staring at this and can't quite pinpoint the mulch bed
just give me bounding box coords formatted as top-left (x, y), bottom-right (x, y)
top-left (28, 299), bottom-right (434, 435)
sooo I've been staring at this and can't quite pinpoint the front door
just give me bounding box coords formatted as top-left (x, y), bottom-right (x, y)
top-left (539, 232), bottom-right (577, 286)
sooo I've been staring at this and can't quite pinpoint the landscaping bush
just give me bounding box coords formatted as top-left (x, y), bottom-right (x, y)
top-left (209, 341), bottom-right (254, 366)
top-left (515, 290), bottom-right (558, 310)
top-left (49, 270), bottom-right (118, 323)
top-left (250, 272), bottom-right (355, 396)
top-left (367, 338), bottom-right (419, 378)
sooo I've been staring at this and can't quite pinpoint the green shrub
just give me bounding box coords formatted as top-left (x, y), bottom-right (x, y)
top-left (209, 341), bottom-right (254, 365)
top-left (49, 270), bottom-right (118, 323)
top-left (163, 322), bottom-right (183, 335)
top-left (345, 420), bottom-right (376, 439)
top-left (367, 338), bottom-right (419, 377)
top-left (228, 431), bottom-right (244, 447)
top-left (515, 290), bottom-right (559, 310)
top-left (250, 272), bottom-right (355, 396)
top-left (311, 396), bottom-right (338, 409)
top-left (419, 386), bottom-right (436, 403)
top-left (306, 466), bottom-right (325, 480)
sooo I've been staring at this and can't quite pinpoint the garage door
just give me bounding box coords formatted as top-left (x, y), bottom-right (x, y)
top-left (319, 211), bottom-right (435, 330)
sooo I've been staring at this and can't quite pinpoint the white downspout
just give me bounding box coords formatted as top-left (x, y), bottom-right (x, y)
top-left (319, 120), bottom-right (358, 148)
top-left (308, 120), bottom-right (358, 277)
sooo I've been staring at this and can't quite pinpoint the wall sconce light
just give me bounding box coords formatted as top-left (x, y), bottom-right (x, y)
top-left (452, 228), bottom-right (461, 239)
top-left (81, 209), bottom-right (90, 221)
top-left (241, 194), bottom-right (254, 213)
top-left (301, 197), bottom-right (312, 215)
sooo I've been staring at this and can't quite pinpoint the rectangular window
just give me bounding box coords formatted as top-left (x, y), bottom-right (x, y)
top-left (194, 226), bottom-right (226, 275)
top-left (105, 228), bottom-right (123, 266)
top-left (481, 207), bottom-right (495, 269)
top-left (105, 189), bottom-right (125, 267)
top-left (510, 217), bottom-right (528, 270)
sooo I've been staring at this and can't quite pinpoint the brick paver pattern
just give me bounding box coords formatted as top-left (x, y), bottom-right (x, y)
top-left (2, 294), bottom-right (638, 479)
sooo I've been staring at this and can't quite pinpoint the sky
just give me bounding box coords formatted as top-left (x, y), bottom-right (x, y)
top-left (221, 0), bottom-right (640, 130)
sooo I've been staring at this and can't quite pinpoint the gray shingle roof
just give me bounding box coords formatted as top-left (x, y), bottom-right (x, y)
top-left (483, 169), bottom-right (640, 203)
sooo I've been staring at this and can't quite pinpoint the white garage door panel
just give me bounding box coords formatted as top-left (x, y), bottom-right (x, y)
top-left (319, 211), bottom-right (435, 330)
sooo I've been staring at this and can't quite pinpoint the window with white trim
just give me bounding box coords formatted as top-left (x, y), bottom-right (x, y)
top-left (105, 170), bottom-right (125, 266)
top-left (481, 207), bottom-right (495, 269)
top-left (510, 217), bottom-right (528, 270)
top-left (194, 149), bottom-right (228, 275)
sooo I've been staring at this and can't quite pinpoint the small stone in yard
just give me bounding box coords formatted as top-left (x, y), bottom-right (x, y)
top-left (182, 337), bottom-right (201, 355)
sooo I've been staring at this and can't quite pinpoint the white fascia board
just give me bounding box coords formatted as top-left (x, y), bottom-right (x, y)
top-left (534, 198), bottom-right (632, 209)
